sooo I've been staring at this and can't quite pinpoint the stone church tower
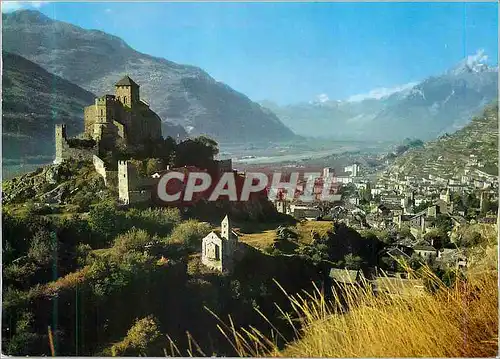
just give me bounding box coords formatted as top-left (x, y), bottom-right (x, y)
top-left (115, 76), bottom-right (140, 108)
top-left (221, 215), bottom-right (230, 240)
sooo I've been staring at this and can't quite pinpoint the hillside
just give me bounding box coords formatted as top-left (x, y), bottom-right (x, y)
top-left (265, 52), bottom-right (497, 141)
top-left (387, 102), bottom-right (498, 178)
top-left (2, 52), bottom-right (95, 161)
top-left (2, 9), bottom-right (296, 144)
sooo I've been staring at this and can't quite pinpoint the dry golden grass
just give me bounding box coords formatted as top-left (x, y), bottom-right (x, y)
top-left (281, 271), bottom-right (497, 357)
top-left (238, 220), bottom-right (333, 250)
top-left (295, 221), bottom-right (333, 245)
top-left (238, 229), bottom-right (277, 250)
top-left (211, 243), bottom-right (498, 358)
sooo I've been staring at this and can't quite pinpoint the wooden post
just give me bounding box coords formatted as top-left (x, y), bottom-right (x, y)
top-left (48, 326), bottom-right (55, 356)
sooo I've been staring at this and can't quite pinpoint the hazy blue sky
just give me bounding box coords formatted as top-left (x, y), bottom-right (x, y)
top-left (3, 1), bottom-right (499, 104)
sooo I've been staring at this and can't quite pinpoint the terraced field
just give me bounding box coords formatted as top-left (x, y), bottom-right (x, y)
top-left (389, 103), bottom-right (498, 178)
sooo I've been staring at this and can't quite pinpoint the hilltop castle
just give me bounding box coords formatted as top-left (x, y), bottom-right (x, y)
top-left (53, 75), bottom-right (234, 206)
top-left (55, 76), bottom-right (162, 163)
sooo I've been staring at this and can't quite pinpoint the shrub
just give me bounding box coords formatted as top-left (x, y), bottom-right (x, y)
top-left (4, 311), bottom-right (40, 356)
top-left (113, 228), bottom-right (152, 255)
top-left (424, 229), bottom-right (449, 249)
top-left (111, 315), bottom-right (162, 356)
top-left (343, 253), bottom-right (363, 270)
top-left (168, 220), bottom-right (211, 250)
top-left (88, 203), bottom-right (126, 242)
top-left (27, 230), bottom-right (56, 266)
top-left (3, 262), bottom-right (38, 286)
top-left (145, 158), bottom-right (164, 176)
top-left (458, 230), bottom-right (482, 247)
top-left (126, 207), bottom-right (182, 237)
top-left (85, 250), bottom-right (151, 297)
top-left (75, 243), bottom-right (92, 266)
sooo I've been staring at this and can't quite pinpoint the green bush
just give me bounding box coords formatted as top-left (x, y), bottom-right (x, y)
top-left (145, 158), bottom-right (164, 176)
top-left (86, 250), bottom-right (152, 297)
top-left (113, 228), bottom-right (152, 255)
top-left (27, 230), bottom-right (56, 266)
top-left (88, 203), bottom-right (126, 242)
top-left (457, 230), bottom-right (482, 247)
top-left (343, 253), bottom-right (363, 270)
top-left (3, 262), bottom-right (38, 285)
top-left (76, 243), bottom-right (92, 266)
top-left (126, 207), bottom-right (181, 237)
top-left (168, 220), bottom-right (211, 250)
top-left (111, 315), bottom-right (162, 356)
top-left (4, 311), bottom-right (40, 356)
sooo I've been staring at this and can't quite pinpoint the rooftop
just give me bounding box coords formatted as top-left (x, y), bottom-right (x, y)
top-left (115, 75), bottom-right (139, 87)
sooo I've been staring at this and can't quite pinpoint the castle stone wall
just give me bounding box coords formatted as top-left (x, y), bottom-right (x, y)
top-left (55, 124), bottom-right (97, 164)
top-left (128, 190), bottom-right (152, 204)
top-left (106, 171), bottom-right (118, 189)
top-left (93, 155), bottom-right (107, 186)
top-left (118, 160), bottom-right (155, 204)
top-left (84, 105), bottom-right (97, 135)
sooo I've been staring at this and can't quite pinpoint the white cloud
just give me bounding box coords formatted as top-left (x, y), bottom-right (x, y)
top-left (1, 1), bottom-right (47, 13)
top-left (347, 82), bottom-right (418, 102)
top-left (316, 93), bottom-right (329, 103)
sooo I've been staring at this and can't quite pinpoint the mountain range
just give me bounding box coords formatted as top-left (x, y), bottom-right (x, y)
top-left (2, 9), bottom-right (296, 148)
top-left (2, 9), bottom-right (498, 161)
top-left (263, 51), bottom-right (498, 141)
top-left (2, 51), bottom-right (96, 161)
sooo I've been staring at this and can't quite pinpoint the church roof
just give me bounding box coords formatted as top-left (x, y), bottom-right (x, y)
top-left (115, 75), bottom-right (139, 87)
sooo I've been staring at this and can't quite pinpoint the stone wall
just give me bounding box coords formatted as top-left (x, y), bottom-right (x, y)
top-left (55, 124), bottom-right (97, 164)
top-left (93, 155), bottom-right (108, 186)
top-left (106, 171), bottom-right (118, 189)
top-left (118, 160), bottom-right (155, 204)
top-left (84, 105), bottom-right (96, 135)
top-left (113, 120), bottom-right (126, 140)
top-left (128, 190), bottom-right (152, 204)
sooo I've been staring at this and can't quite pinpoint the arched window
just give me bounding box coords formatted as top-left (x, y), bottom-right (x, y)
top-left (124, 96), bottom-right (127, 104)
top-left (100, 109), bottom-right (103, 116)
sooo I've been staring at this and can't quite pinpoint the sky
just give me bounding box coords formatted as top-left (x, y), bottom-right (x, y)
top-left (2, 1), bottom-right (499, 105)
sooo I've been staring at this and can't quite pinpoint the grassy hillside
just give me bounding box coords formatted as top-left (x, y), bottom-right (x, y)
top-left (389, 102), bottom-right (498, 178)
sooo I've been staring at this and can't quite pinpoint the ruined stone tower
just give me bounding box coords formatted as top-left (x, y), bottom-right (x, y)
top-left (54, 124), bottom-right (67, 164)
top-left (118, 160), bottom-right (153, 205)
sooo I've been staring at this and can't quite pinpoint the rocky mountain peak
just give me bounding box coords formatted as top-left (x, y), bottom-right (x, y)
top-left (448, 49), bottom-right (497, 76)
top-left (2, 9), bottom-right (52, 24)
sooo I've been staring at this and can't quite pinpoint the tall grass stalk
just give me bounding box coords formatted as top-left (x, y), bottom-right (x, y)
top-left (210, 247), bottom-right (498, 357)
